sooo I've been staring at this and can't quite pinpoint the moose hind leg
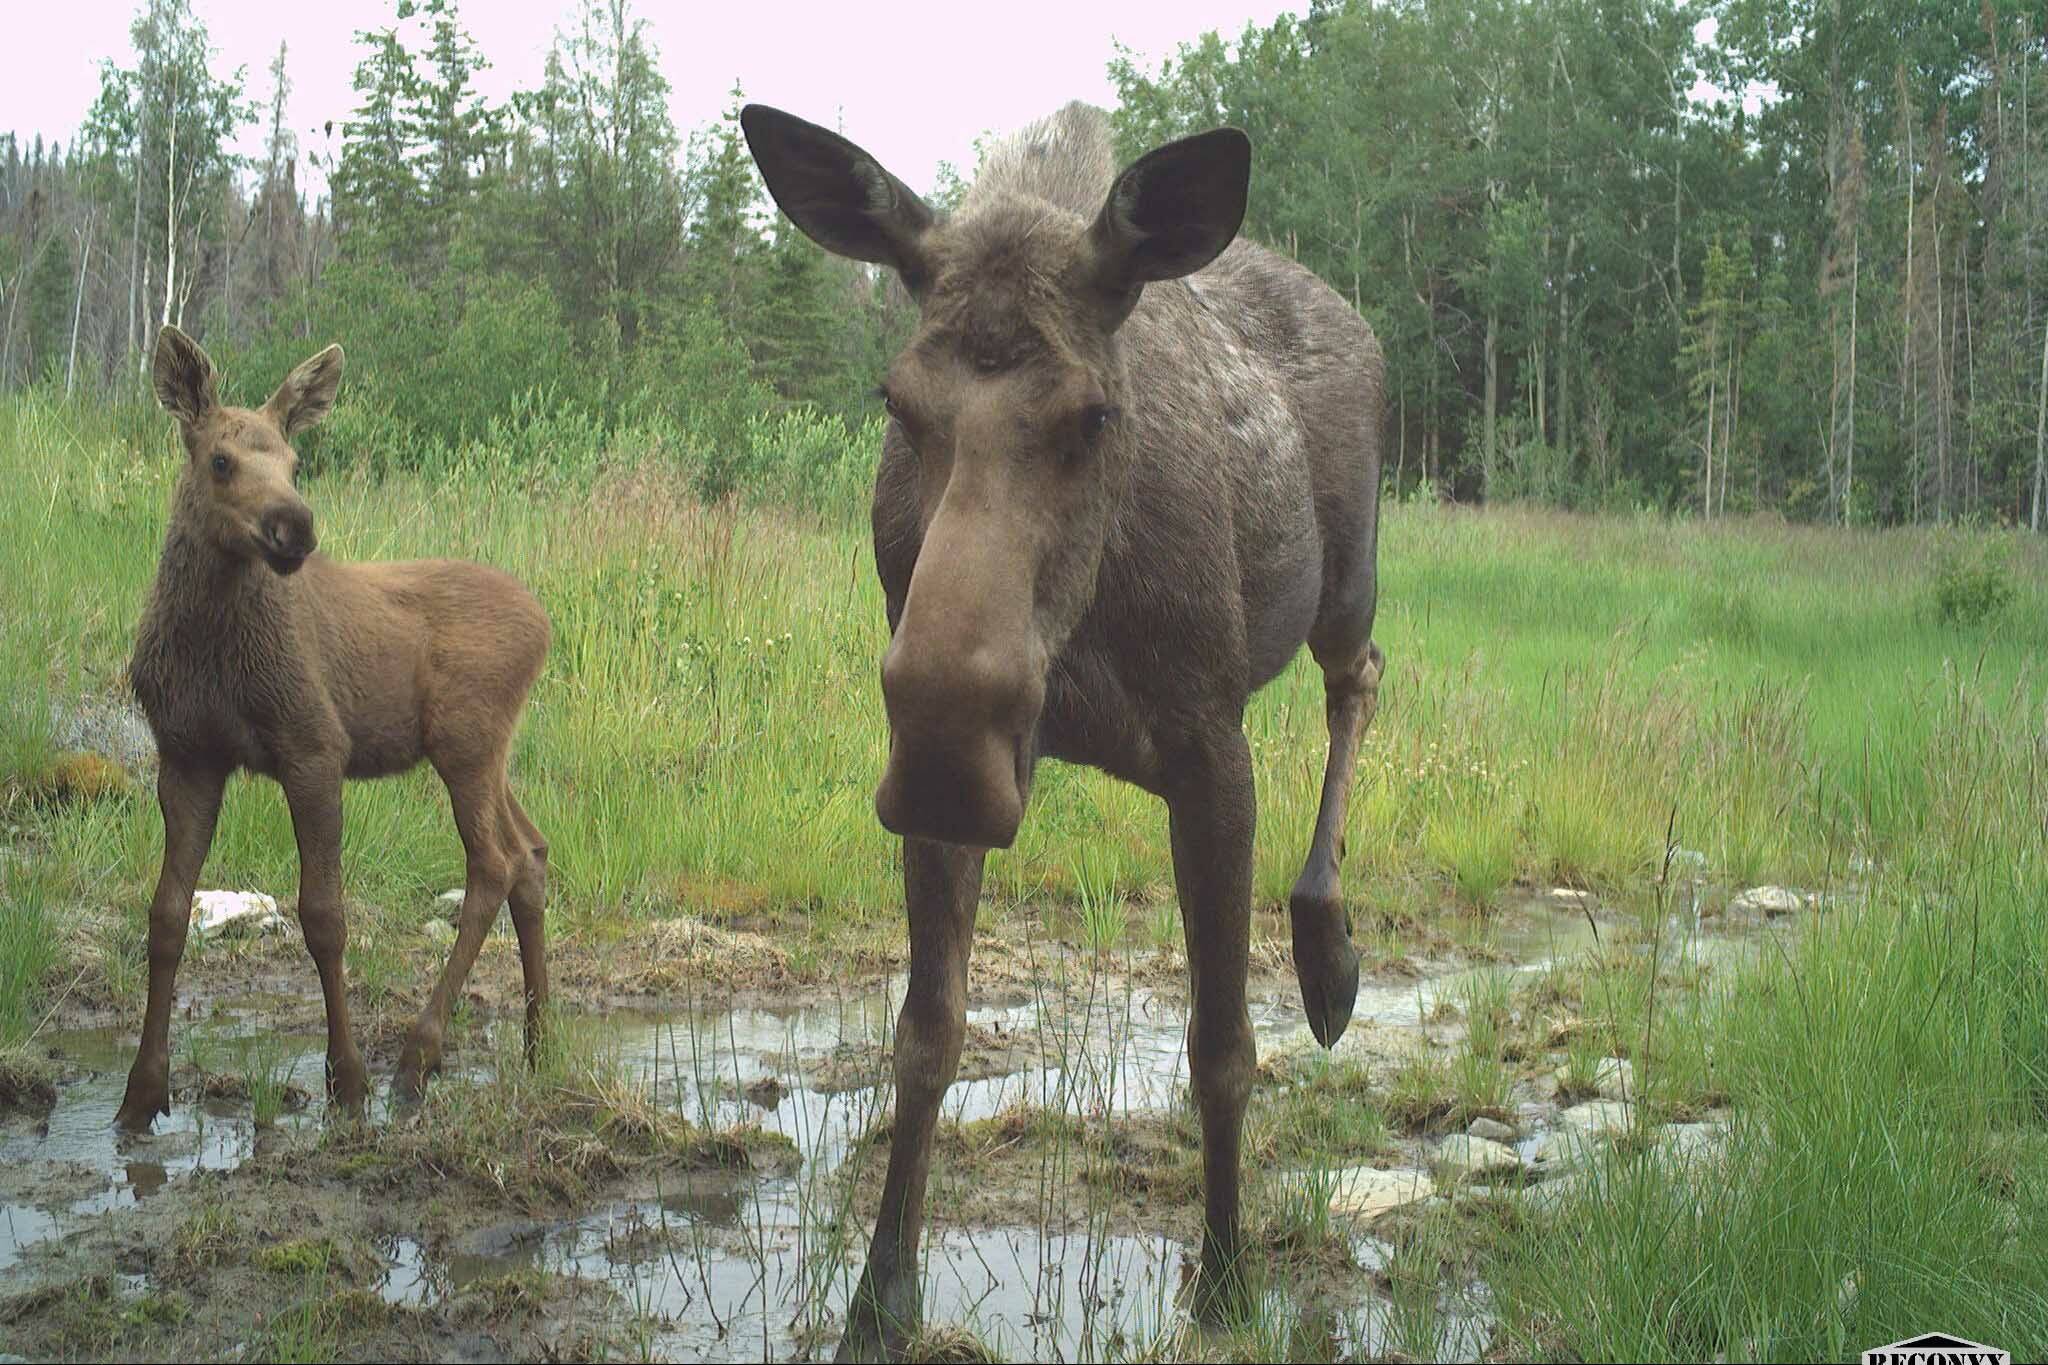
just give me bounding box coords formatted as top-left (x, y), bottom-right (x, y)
top-left (396, 761), bottom-right (514, 1104)
top-left (503, 791), bottom-right (550, 1067)
top-left (284, 760), bottom-right (370, 1116)
top-left (1289, 638), bottom-right (1384, 1048)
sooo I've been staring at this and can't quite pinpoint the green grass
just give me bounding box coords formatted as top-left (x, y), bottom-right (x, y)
top-left (1489, 670), bottom-right (2048, 1360)
top-left (4, 391), bottom-right (2048, 1356)
top-left (7, 393), bottom-right (2041, 958)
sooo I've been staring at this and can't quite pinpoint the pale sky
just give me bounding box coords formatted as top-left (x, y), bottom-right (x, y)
top-left (5, 0), bottom-right (1301, 199)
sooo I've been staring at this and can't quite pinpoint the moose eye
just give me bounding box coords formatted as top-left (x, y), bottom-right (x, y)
top-left (876, 385), bottom-right (903, 422)
top-left (210, 453), bottom-right (230, 476)
top-left (1081, 404), bottom-right (1116, 441)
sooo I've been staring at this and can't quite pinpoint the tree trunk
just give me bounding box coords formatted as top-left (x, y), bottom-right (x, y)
top-left (160, 91), bottom-right (178, 338)
top-left (1845, 238), bottom-right (1858, 525)
top-left (1558, 234), bottom-right (1576, 467)
top-left (67, 215), bottom-right (91, 398)
top-left (2034, 308), bottom-right (2047, 532)
top-left (1703, 373), bottom-right (1717, 518)
top-left (128, 94), bottom-right (144, 381)
top-left (1395, 394), bottom-right (1407, 496)
top-left (1483, 307), bottom-right (1498, 500)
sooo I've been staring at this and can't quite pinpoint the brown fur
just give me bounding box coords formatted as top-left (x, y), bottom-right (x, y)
top-left (114, 325), bottom-right (553, 1132)
top-left (745, 103), bottom-right (1387, 1360)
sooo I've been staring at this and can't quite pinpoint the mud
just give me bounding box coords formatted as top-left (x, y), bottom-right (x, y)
top-left (0, 894), bottom-right (1753, 1361)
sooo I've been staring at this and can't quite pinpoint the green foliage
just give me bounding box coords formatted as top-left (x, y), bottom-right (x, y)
top-left (518, 0), bottom-right (682, 349)
top-left (1930, 529), bottom-right (2020, 627)
top-left (0, 871), bottom-right (56, 1047)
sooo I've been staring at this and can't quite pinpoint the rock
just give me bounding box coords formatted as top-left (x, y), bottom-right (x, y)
top-left (1554, 1056), bottom-right (1633, 1100)
top-left (1530, 1128), bottom-right (1602, 1167)
top-left (1513, 1169), bottom-right (1592, 1214)
top-left (434, 888), bottom-right (465, 923)
top-left (1658, 1122), bottom-right (1728, 1168)
top-left (1433, 1135), bottom-right (1521, 1183)
top-left (1730, 885), bottom-right (1804, 916)
top-left (1666, 847), bottom-right (1708, 877)
top-left (1559, 1100), bottom-right (1635, 1136)
top-left (743, 1075), bottom-right (787, 1109)
top-left (424, 919), bottom-right (457, 946)
top-left (1544, 887), bottom-right (1594, 910)
top-left (1323, 1165), bottom-right (1435, 1219)
top-left (1468, 1116), bottom-right (1517, 1144)
top-left (189, 890), bottom-right (287, 939)
top-left (1350, 1236), bottom-right (1395, 1274)
top-left (47, 696), bottom-right (157, 772)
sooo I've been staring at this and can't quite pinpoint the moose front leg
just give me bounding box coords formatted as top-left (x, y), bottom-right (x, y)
top-left (1166, 727), bottom-right (1259, 1324)
top-left (116, 760), bottom-right (227, 1132)
top-left (838, 837), bottom-right (985, 1363)
top-left (282, 762), bottom-right (369, 1117)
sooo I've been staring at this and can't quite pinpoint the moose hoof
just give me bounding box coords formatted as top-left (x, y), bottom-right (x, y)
top-left (1289, 894), bottom-right (1361, 1049)
top-left (113, 1090), bottom-right (167, 1135)
top-left (836, 1271), bottom-right (920, 1363)
top-left (1190, 1248), bottom-right (1255, 1328)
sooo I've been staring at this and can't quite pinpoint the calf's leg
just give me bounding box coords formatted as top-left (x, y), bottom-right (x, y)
top-left (503, 791), bottom-right (550, 1067)
top-left (115, 760), bottom-right (227, 1132)
top-left (396, 761), bottom-right (516, 1102)
top-left (283, 760), bottom-right (369, 1116)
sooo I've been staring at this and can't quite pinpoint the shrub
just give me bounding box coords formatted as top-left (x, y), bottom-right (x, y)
top-left (1930, 529), bottom-right (2017, 628)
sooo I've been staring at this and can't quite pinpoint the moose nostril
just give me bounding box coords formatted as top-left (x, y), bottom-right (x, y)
top-left (264, 509), bottom-right (316, 556)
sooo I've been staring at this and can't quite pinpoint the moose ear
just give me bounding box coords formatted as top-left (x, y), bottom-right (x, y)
top-left (152, 325), bottom-right (218, 426)
top-left (741, 104), bottom-right (935, 293)
top-left (264, 344), bottom-right (345, 437)
top-left (1086, 127), bottom-right (1250, 323)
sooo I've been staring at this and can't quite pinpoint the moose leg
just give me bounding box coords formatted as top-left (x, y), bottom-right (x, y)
top-left (1288, 639), bottom-right (1384, 1047)
top-left (283, 762), bottom-right (369, 1116)
top-left (115, 761), bottom-right (227, 1132)
top-left (396, 764), bottom-right (515, 1102)
top-left (502, 791), bottom-right (550, 1067)
top-left (839, 837), bottom-right (985, 1364)
top-left (1167, 728), bottom-right (1259, 1324)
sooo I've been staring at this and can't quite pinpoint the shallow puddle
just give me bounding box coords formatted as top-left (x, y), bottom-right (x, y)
top-left (1, 898), bottom-right (1708, 1358)
top-left (0, 1018), bottom-right (331, 1273)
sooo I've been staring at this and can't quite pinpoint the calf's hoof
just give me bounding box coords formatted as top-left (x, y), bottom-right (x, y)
top-left (1289, 892), bottom-right (1361, 1049)
top-left (326, 1059), bottom-right (371, 1121)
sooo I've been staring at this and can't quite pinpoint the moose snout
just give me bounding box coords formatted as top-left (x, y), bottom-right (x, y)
top-left (259, 504), bottom-right (317, 573)
top-left (875, 635), bottom-right (1042, 849)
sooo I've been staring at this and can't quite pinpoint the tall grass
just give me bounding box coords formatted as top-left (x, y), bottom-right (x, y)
top-left (1, 387), bottom-right (2044, 994)
top-left (1493, 672), bottom-right (2048, 1360)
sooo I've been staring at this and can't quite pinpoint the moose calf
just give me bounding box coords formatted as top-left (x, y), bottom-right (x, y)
top-left (115, 325), bottom-right (552, 1131)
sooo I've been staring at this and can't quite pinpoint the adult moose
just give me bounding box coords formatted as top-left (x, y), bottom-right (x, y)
top-left (114, 325), bottom-right (553, 1132)
top-left (744, 102), bottom-right (1385, 1357)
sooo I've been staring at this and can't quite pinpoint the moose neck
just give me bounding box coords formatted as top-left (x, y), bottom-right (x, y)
top-left (148, 478), bottom-right (288, 634)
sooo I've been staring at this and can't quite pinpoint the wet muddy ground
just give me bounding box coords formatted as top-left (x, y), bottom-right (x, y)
top-left (0, 895), bottom-right (1755, 1361)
